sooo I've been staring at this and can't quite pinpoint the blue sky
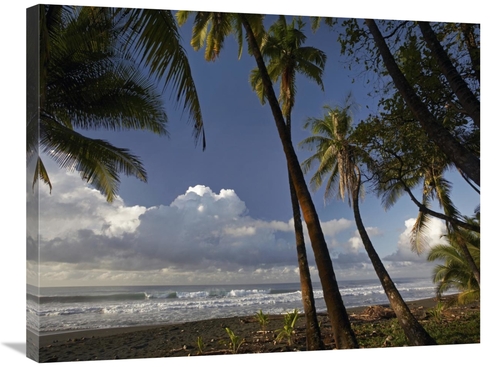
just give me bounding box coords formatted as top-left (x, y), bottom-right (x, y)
top-left (22, 3), bottom-right (481, 287)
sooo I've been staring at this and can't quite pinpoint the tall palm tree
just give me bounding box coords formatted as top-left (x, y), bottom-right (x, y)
top-left (249, 15), bottom-right (326, 350)
top-left (177, 11), bottom-right (358, 349)
top-left (249, 16), bottom-right (326, 123)
top-left (417, 21), bottom-right (480, 128)
top-left (364, 19), bottom-right (480, 187)
top-left (29, 6), bottom-right (206, 202)
top-left (300, 101), bottom-right (437, 345)
top-left (428, 213), bottom-right (480, 305)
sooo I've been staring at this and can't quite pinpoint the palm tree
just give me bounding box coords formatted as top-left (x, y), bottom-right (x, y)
top-left (249, 16), bottom-right (326, 123)
top-left (364, 19), bottom-right (480, 187)
top-left (177, 11), bottom-right (358, 349)
top-left (356, 115), bottom-right (480, 283)
top-left (249, 15), bottom-right (326, 350)
top-left (300, 101), bottom-right (437, 345)
top-left (417, 21), bottom-right (480, 128)
top-left (29, 6), bottom-right (206, 202)
top-left (428, 213), bottom-right (480, 305)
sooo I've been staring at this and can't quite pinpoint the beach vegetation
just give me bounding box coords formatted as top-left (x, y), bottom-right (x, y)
top-left (353, 308), bottom-right (479, 348)
top-left (426, 302), bottom-right (447, 322)
top-left (422, 310), bottom-right (480, 345)
top-left (225, 327), bottom-right (244, 354)
top-left (255, 310), bottom-right (269, 331)
top-left (428, 214), bottom-right (480, 305)
top-left (195, 336), bottom-right (205, 355)
top-left (275, 309), bottom-right (299, 346)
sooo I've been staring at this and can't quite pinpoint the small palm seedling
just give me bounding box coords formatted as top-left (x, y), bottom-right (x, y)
top-left (255, 309), bottom-right (269, 331)
top-left (225, 327), bottom-right (244, 354)
top-left (195, 336), bottom-right (204, 355)
top-left (275, 309), bottom-right (299, 346)
top-left (427, 301), bottom-right (447, 322)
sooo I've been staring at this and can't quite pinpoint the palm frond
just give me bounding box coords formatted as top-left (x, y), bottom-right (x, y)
top-left (249, 68), bottom-right (267, 105)
top-left (433, 175), bottom-right (462, 222)
top-left (456, 288), bottom-right (480, 305)
top-left (309, 16), bottom-right (337, 32)
top-left (46, 59), bottom-right (169, 134)
top-left (36, 5), bottom-right (176, 201)
top-left (427, 243), bottom-right (464, 263)
top-left (248, 14), bottom-right (325, 125)
top-left (378, 181), bottom-right (407, 211)
top-left (33, 156), bottom-right (52, 194)
top-left (121, 8), bottom-right (205, 148)
top-left (322, 163), bottom-right (340, 203)
top-left (40, 121), bottom-right (147, 202)
top-left (300, 102), bottom-right (361, 205)
top-left (410, 192), bottom-right (432, 254)
top-left (428, 227), bottom-right (480, 302)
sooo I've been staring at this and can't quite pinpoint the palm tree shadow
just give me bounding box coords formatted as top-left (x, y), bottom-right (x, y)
top-left (3, 342), bottom-right (26, 355)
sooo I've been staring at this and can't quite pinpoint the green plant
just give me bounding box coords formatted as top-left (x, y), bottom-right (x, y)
top-left (225, 327), bottom-right (244, 354)
top-left (427, 301), bottom-right (447, 322)
top-left (353, 308), bottom-right (479, 348)
top-left (275, 309), bottom-right (299, 346)
top-left (255, 309), bottom-right (269, 331)
top-left (427, 217), bottom-right (480, 306)
top-left (195, 336), bottom-right (204, 355)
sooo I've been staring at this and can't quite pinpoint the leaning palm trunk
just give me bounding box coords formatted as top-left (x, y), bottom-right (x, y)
top-left (352, 167), bottom-right (436, 345)
top-left (418, 21), bottom-right (480, 128)
top-left (288, 172), bottom-right (324, 350)
top-left (457, 241), bottom-right (480, 285)
top-left (364, 19), bottom-right (480, 187)
top-left (241, 14), bottom-right (358, 349)
top-left (286, 111), bottom-right (323, 349)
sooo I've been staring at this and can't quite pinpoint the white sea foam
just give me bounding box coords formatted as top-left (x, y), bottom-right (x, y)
top-left (27, 278), bottom-right (440, 333)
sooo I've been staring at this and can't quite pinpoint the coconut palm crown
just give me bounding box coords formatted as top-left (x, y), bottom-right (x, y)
top-left (30, 6), bottom-right (206, 202)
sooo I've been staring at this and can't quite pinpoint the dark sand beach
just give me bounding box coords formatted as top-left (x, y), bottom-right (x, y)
top-left (29, 296), bottom-right (479, 363)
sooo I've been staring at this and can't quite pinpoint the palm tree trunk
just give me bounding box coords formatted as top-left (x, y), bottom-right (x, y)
top-left (288, 171), bottom-right (324, 350)
top-left (365, 19), bottom-right (480, 187)
top-left (403, 185), bottom-right (480, 233)
top-left (240, 14), bottom-right (358, 349)
top-left (352, 167), bottom-right (437, 345)
top-left (460, 23), bottom-right (480, 83)
top-left (286, 114), bottom-right (323, 350)
top-left (418, 22), bottom-right (480, 128)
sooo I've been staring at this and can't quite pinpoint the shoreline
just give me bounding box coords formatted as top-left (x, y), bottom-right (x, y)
top-left (30, 297), bottom-right (440, 344)
top-left (28, 296), bottom-right (464, 362)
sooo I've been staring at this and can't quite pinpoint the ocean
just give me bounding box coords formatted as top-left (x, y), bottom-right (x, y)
top-left (27, 277), bottom-right (440, 334)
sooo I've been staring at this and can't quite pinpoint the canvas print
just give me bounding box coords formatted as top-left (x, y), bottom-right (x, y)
top-left (26, 3), bottom-right (480, 363)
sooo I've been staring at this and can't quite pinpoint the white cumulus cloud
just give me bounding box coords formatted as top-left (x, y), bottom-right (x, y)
top-left (31, 165), bottom-right (359, 285)
top-left (31, 161), bottom-right (452, 285)
top-left (384, 217), bottom-right (448, 262)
